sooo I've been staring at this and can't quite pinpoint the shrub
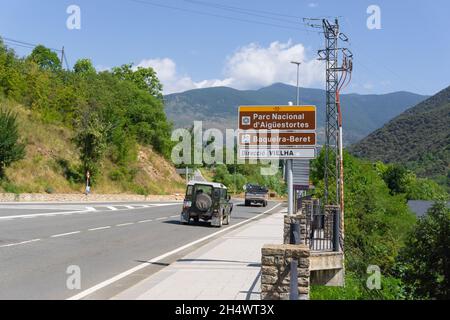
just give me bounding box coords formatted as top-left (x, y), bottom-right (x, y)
top-left (0, 109), bottom-right (25, 177)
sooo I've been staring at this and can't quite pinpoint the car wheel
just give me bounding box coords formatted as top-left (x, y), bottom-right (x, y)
top-left (181, 216), bottom-right (189, 225)
top-left (193, 216), bottom-right (199, 223)
top-left (224, 213), bottom-right (230, 225)
top-left (263, 201), bottom-right (268, 207)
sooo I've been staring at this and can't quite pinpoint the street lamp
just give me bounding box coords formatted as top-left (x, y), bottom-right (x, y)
top-left (290, 61), bottom-right (301, 106)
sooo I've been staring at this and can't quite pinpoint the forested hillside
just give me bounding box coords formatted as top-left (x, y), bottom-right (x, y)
top-left (0, 38), bottom-right (184, 194)
top-left (350, 85), bottom-right (450, 189)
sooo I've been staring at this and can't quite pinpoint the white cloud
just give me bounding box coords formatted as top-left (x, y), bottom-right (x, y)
top-left (135, 40), bottom-right (324, 94)
top-left (223, 40), bottom-right (323, 90)
top-left (136, 58), bottom-right (231, 94)
top-left (308, 3), bottom-right (319, 8)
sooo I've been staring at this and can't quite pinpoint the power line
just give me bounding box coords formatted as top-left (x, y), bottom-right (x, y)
top-left (125, 0), bottom-right (313, 32)
top-left (2, 37), bottom-right (62, 52)
top-left (183, 0), bottom-right (310, 26)
top-left (2, 36), bottom-right (70, 70)
top-left (185, 0), bottom-right (307, 20)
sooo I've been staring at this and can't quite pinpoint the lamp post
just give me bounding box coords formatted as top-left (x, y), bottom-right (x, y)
top-left (287, 61), bottom-right (301, 216)
top-left (291, 61), bottom-right (301, 106)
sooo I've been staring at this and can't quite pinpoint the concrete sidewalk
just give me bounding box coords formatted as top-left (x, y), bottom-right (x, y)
top-left (113, 209), bottom-right (285, 300)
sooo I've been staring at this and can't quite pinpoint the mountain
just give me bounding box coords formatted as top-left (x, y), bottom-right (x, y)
top-left (350, 85), bottom-right (450, 180)
top-left (164, 83), bottom-right (427, 145)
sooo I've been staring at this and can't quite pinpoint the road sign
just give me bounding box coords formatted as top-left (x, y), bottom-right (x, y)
top-left (238, 106), bottom-right (316, 131)
top-left (239, 148), bottom-right (316, 160)
top-left (238, 131), bottom-right (316, 147)
top-left (238, 105), bottom-right (317, 160)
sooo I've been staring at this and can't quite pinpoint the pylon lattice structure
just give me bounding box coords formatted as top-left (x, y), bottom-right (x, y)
top-left (305, 18), bottom-right (353, 250)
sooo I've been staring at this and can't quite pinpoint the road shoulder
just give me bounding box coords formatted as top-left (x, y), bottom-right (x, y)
top-left (112, 208), bottom-right (285, 300)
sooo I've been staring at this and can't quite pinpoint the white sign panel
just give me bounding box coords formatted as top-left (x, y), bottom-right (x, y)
top-left (238, 148), bottom-right (316, 160)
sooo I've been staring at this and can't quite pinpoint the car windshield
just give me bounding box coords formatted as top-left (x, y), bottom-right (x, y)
top-left (247, 185), bottom-right (268, 193)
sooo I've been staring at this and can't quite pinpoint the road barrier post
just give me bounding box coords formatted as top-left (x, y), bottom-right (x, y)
top-left (333, 208), bottom-right (340, 252)
top-left (289, 222), bottom-right (300, 300)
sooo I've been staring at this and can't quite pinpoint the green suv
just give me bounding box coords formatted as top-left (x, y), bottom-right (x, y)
top-left (181, 182), bottom-right (233, 227)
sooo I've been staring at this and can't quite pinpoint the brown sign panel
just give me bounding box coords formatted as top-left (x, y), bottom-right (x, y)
top-left (238, 131), bottom-right (316, 146)
top-left (239, 106), bottom-right (316, 131)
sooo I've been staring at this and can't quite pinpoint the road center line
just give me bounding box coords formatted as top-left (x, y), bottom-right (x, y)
top-left (50, 231), bottom-right (81, 238)
top-left (116, 223), bottom-right (134, 227)
top-left (138, 219), bottom-right (152, 223)
top-left (0, 239), bottom-right (41, 248)
top-left (88, 226), bottom-right (111, 231)
top-left (68, 202), bottom-right (282, 300)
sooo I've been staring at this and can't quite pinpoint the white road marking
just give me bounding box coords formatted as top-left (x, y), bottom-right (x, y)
top-left (170, 215), bottom-right (179, 218)
top-left (0, 203), bottom-right (181, 221)
top-left (51, 231), bottom-right (81, 238)
top-left (156, 217), bottom-right (167, 221)
top-left (148, 203), bottom-right (180, 207)
top-left (68, 203), bottom-right (282, 300)
top-left (138, 219), bottom-right (152, 223)
top-left (0, 239), bottom-right (41, 248)
top-left (116, 223), bottom-right (134, 227)
top-left (88, 226), bottom-right (111, 231)
top-left (0, 208), bottom-right (95, 220)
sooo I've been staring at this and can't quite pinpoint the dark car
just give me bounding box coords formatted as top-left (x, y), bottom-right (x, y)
top-left (181, 182), bottom-right (233, 227)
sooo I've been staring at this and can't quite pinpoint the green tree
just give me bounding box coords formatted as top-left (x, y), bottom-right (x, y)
top-left (382, 164), bottom-right (408, 195)
top-left (74, 58), bottom-right (96, 75)
top-left (395, 201), bottom-right (450, 299)
top-left (75, 112), bottom-right (108, 178)
top-left (112, 63), bottom-right (163, 100)
top-left (29, 45), bottom-right (61, 71)
top-left (0, 110), bottom-right (25, 177)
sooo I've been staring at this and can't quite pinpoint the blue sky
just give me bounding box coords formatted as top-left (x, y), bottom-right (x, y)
top-left (0, 0), bottom-right (449, 95)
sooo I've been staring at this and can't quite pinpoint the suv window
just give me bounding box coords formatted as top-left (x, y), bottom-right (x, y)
top-left (195, 185), bottom-right (213, 196)
top-left (213, 188), bottom-right (221, 199)
top-left (221, 189), bottom-right (227, 199)
top-left (186, 185), bottom-right (193, 197)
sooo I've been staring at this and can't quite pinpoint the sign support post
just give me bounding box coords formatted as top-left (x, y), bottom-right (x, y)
top-left (287, 158), bottom-right (294, 216)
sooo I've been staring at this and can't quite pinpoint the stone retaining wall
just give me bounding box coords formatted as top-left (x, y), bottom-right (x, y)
top-left (283, 215), bottom-right (308, 245)
top-left (261, 244), bottom-right (310, 300)
top-left (0, 193), bottom-right (184, 202)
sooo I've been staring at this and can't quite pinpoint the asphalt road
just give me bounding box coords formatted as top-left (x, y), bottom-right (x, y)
top-left (0, 200), bottom-right (280, 299)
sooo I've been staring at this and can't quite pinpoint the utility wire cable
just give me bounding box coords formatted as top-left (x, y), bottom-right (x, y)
top-left (2, 37), bottom-right (62, 52)
top-left (183, 0), bottom-right (310, 26)
top-left (126, 0), bottom-right (313, 32)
